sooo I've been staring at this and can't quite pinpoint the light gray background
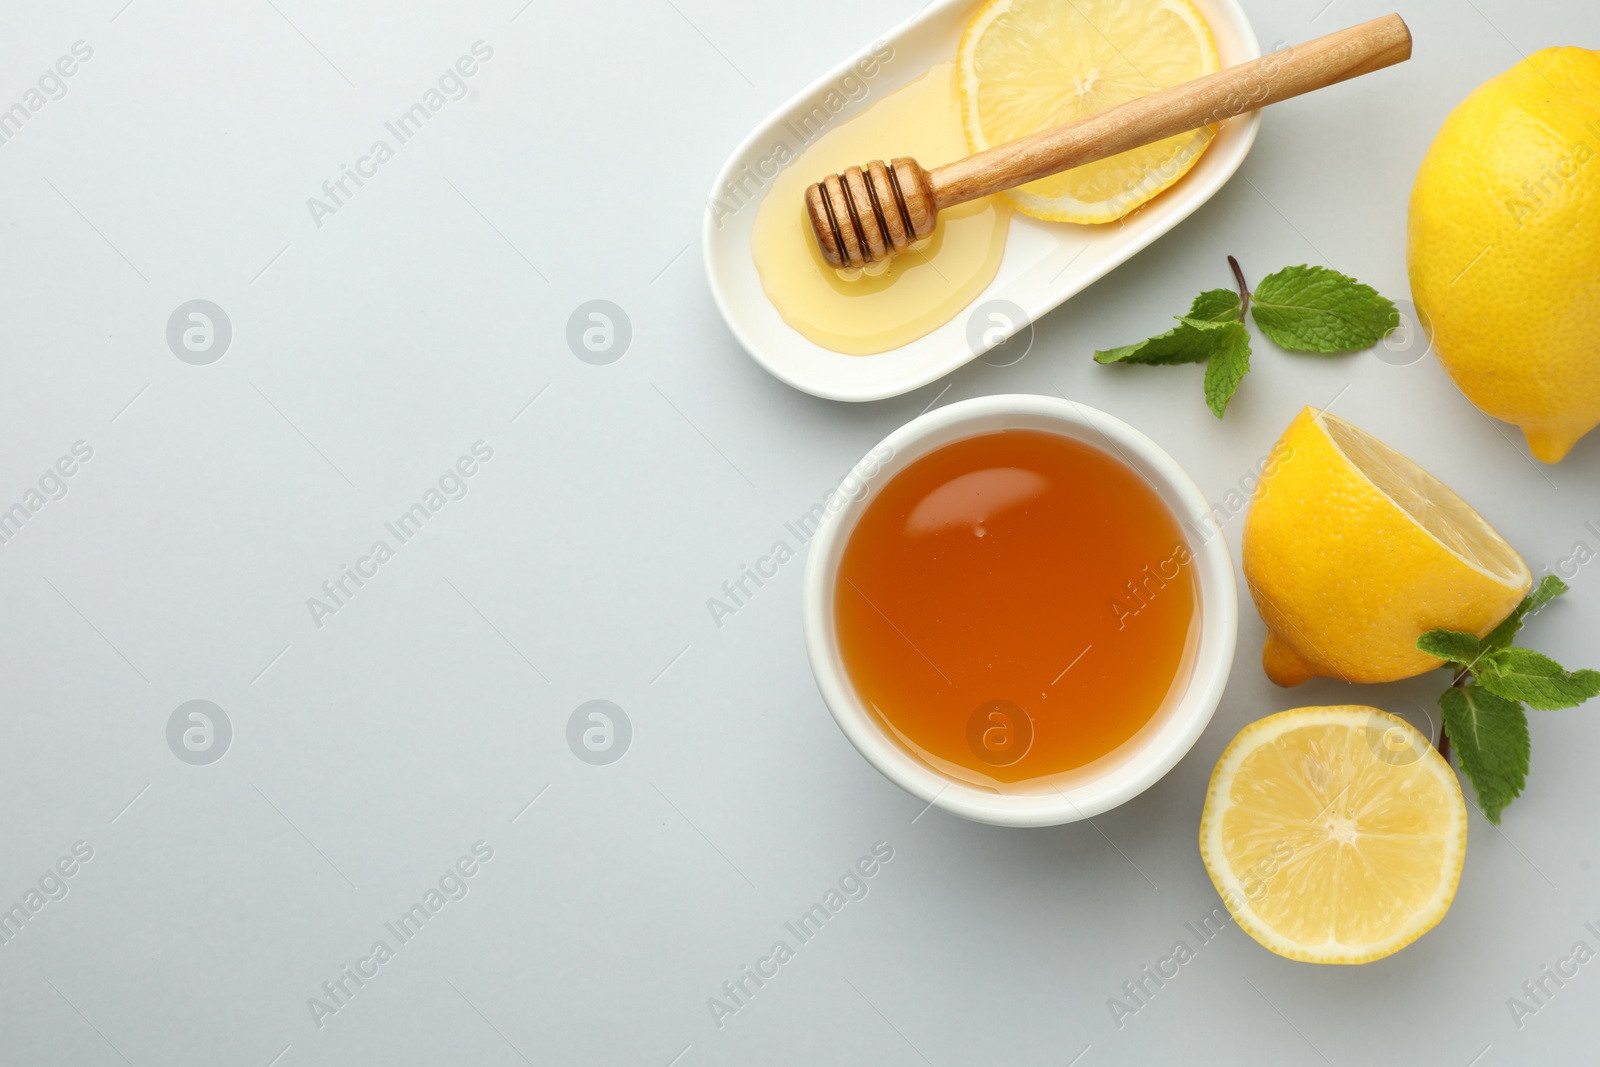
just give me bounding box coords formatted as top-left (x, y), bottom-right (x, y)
top-left (1, 1), bottom-right (1597, 1064)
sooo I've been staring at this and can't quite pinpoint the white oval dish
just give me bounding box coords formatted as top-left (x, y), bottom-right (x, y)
top-left (802, 395), bottom-right (1238, 826)
top-left (703, 0), bottom-right (1261, 402)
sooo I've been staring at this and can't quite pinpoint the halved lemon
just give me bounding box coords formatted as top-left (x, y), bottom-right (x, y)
top-left (1199, 706), bottom-right (1468, 964)
top-left (1244, 408), bottom-right (1532, 686)
top-left (957, 0), bottom-right (1220, 223)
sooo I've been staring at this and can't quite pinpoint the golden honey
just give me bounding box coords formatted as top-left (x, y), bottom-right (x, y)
top-left (834, 430), bottom-right (1199, 790)
top-left (750, 62), bottom-right (1011, 356)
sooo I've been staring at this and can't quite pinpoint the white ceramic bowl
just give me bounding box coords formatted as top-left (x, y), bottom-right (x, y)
top-left (703, 0), bottom-right (1261, 401)
top-left (803, 395), bottom-right (1238, 826)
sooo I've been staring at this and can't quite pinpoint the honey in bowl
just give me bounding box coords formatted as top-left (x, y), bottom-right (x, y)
top-left (834, 429), bottom-right (1199, 790)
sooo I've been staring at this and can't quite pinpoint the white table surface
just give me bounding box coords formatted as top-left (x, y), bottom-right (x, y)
top-left (2, 1), bottom-right (1598, 1064)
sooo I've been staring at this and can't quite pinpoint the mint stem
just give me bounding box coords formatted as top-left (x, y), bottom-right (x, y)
top-left (1227, 255), bottom-right (1250, 320)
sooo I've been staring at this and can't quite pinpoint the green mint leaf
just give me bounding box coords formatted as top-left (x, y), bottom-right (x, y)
top-left (1094, 321), bottom-right (1228, 366)
top-left (1441, 685), bottom-right (1529, 823)
top-left (1417, 628), bottom-right (1482, 665)
top-left (1202, 324), bottom-right (1251, 418)
top-left (1249, 265), bottom-right (1400, 353)
top-left (1483, 575), bottom-right (1569, 650)
top-left (1476, 647), bottom-right (1600, 710)
top-left (1180, 317), bottom-right (1235, 332)
top-left (1094, 287), bottom-right (1244, 365)
top-left (1186, 288), bottom-right (1242, 324)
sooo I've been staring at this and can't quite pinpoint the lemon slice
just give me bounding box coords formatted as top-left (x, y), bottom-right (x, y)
top-left (1199, 706), bottom-right (1468, 964)
top-left (1244, 408), bottom-right (1532, 686)
top-left (957, 0), bottom-right (1220, 223)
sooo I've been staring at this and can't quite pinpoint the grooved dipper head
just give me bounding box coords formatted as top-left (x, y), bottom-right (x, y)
top-left (804, 158), bottom-right (937, 269)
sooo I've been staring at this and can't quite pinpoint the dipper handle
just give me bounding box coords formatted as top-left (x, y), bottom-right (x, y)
top-left (806, 13), bottom-right (1412, 269)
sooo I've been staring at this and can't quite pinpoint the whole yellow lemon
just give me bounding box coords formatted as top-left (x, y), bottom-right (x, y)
top-left (1407, 47), bottom-right (1600, 463)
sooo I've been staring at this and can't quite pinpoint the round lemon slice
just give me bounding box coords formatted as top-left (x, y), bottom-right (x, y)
top-left (1200, 706), bottom-right (1467, 964)
top-left (957, 0), bottom-right (1220, 223)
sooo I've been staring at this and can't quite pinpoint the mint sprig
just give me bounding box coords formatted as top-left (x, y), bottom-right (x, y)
top-left (1093, 256), bottom-right (1400, 417)
top-left (1419, 576), bottom-right (1600, 822)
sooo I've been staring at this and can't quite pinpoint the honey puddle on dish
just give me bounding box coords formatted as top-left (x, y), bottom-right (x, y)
top-left (750, 62), bottom-right (1011, 356)
top-left (834, 431), bottom-right (1199, 791)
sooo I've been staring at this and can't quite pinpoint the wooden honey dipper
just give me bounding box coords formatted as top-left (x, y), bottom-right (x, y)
top-left (805, 13), bottom-right (1412, 269)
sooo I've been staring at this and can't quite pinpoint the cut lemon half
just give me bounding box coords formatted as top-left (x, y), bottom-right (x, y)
top-left (1243, 408), bottom-right (1532, 686)
top-left (1200, 706), bottom-right (1467, 964)
top-left (957, 0), bottom-right (1220, 223)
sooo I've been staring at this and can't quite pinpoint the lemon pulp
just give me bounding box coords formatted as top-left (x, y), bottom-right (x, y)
top-left (1200, 706), bottom-right (1467, 964)
top-left (958, 0), bottom-right (1219, 222)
